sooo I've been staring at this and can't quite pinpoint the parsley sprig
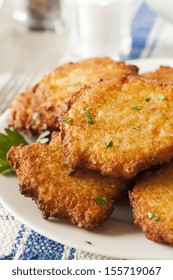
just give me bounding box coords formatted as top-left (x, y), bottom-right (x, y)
top-left (84, 108), bottom-right (94, 124)
top-left (131, 106), bottom-right (141, 111)
top-left (145, 98), bottom-right (151, 103)
top-left (0, 128), bottom-right (28, 175)
top-left (63, 117), bottom-right (72, 124)
top-left (94, 197), bottom-right (107, 207)
top-left (147, 212), bottom-right (159, 221)
top-left (158, 95), bottom-right (164, 101)
top-left (36, 131), bottom-right (51, 144)
top-left (106, 141), bottom-right (113, 148)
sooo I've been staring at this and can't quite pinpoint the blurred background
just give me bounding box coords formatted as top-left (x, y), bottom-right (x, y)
top-left (0, 0), bottom-right (173, 73)
top-left (1, 0), bottom-right (173, 110)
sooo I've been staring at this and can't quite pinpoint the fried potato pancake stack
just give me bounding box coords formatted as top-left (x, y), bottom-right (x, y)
top-left (7, 133), bottom-right (126, 230)
top-left (8, 57), bottom-right (138, 135)
top-left (62, 75), bottom-right (173, 179)
top-left (129, 161), bottom-right (173, 245)
top-left (7, 59), bottom-right (173, 240)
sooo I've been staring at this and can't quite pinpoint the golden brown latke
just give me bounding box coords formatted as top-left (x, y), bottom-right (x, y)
top-left (129, 160), bottom-right (173, 245)
top-left (61, 75), bottom-right (173, 179)
top-left (8, 57), bottom-right (138, 135)
top-left (142, 66), bottom-right (173, 83)
top-left (7, 133), bottom-right (127, 230)
top-left (8, 86), bottom-right (59, 136)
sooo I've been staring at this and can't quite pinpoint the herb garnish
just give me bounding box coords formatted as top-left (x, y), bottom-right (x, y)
top-left (145, 98), bottom-right (151, 103)
top-left (42, 123), bottom-right (48, 130)
top-left (133, 126), bottom-right (139, 130)
top-left (86, 241), bottom-right (92, 245)
top-left (32, 112), bottom-right (40, 120)
top-left (158, 95), bottom-right (165, 101)
top-left (147, 212), bottom-right (159, 221)
top-left (36, 131), bottom-right (51, 144)
top-left (94, 197), bottom-right (107, 207)
top-left (63, 117), bottom-right (72, 124)
top-left (0, 128), bottom-right (28, 175)
top-left (83, 108), bottom-right (94, 124)
top-left (71, 82), bottom-right (80, 87)
top-left (131, 106), bottom-right (141, 111)
top-left (106, 141), bottom-right (113, 148)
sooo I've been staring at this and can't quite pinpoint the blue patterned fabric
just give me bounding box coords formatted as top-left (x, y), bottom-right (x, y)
top-left (1, 0), bottom-right (172, 260)
top-left (127, 1), bottom-right (156, 59)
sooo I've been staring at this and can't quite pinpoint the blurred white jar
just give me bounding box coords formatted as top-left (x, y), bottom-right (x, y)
top-left (66, 0), bottom-right (132, 59)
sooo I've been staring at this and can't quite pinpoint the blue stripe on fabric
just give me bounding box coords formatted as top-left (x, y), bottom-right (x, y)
top-left (20, 230), bottom-right (65, 260)
top-left (0, 224), bottom-right (26, 260)
top-left (68, 248), bottom-right (76, 260)
top-left (127, 1), bottom-right (157, 59)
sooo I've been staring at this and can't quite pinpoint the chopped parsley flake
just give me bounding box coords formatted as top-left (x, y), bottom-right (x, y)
top-left (145, 98), bottom-right (151, 103)
top-left (63, 117), bottom-right (72, 124)
top-left (158, 95), bottom-right (165, 101)
top-left (131, 106), bottom-right (141, 111)
top-left (71, 82), bottom-right (80, 87)
top-left (147, 212), bottom-right (159, 221)
top-left (84, 108), bottom-right (94, 124)
top-left (94, 197), bottom-right (107, 207)
top-left (36, 131), bottom-right (51, 144)
top-left (86, 241), bottom-right (92, 245)
top-left (106, 141), bottom-right (113, 148)
top-left (32, 112), bottom-right (40, 120)
top-left (133, 126), bottom-right (139, 130)
top-left (42, 123), bottom-right (48, 130)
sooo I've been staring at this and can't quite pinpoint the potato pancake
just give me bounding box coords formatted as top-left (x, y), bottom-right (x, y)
top-left (62, 75), bottom-right (173, 179)
top-left (7, 133), bottom-right (126, 230)
top-left (129, 160), bottom-right (173, 245)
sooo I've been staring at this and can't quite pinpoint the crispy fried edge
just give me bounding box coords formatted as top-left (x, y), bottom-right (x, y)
top-left (7, 85), bottom-right (60, 136)
top-left (7, 133), bottom-right (127, 230)
top-left (129, 165), bottom-right (173, 245)
top-left (142, 66), bottom-right (173, 82)
top-left (8, 58), bottom-right (138, 135)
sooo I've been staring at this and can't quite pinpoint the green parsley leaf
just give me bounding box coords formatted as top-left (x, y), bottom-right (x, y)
top-left (36, 131), bottom-right (51, 144)
top-left (32, 112), bottom-right (40, 120)
top-left (133, 126), bottom-right (139, 130)
top-left (131, 106), bottom-right (141, 111)
top-left (84, 108), bottom-right (94, 124)
top-left (106, 141), bottom-right (113, 148)
top-left (70, 82), bottom-right (81, 87)
top-left (147, 212), bottom-right (159, 221)
top-left (0, 128), bottom-right (28, 175)
top-left (145, 98), bottom-right (151, 103)
top-left (63, 117), bottom-right (72, 124)
top-left (85, 241), bottom-right (92, 245)
top-left (94, 197), bottom-right (107, 207)
top-left (158, 95), bottom-right (165, 101)
top-left (42, 123), bottom-right (48, 130)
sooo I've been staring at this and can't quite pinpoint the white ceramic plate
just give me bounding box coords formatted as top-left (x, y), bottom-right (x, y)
top-left (1, 58), bottom-right (173, 260)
